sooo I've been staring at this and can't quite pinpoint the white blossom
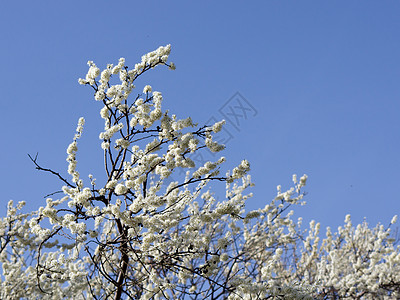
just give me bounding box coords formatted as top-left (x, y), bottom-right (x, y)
top-left (143, 85), bottom-right (152, 93)
top-left (114, 183), bottom-right (128, 195)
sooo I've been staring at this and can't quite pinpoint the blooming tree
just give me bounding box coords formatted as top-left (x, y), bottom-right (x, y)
top-left (1, 45), bottom-right (399, 299)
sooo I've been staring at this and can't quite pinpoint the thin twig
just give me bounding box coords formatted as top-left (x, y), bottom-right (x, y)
top-left (28, 153), bottom-right (75, 188)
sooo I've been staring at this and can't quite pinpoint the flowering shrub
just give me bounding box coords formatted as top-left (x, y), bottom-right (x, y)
top-left (0, 45), bottom-right (399, 299)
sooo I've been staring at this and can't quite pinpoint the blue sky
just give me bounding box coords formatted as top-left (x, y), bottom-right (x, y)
top-left (1, 1), bottom-right (399, 231)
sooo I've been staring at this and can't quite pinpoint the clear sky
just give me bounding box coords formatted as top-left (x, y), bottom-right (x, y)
top-left (1, 1), bottom-right (399, 231)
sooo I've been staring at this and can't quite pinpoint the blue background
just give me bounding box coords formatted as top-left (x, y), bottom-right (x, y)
top-left (1, 1), bottom-right (399, 231)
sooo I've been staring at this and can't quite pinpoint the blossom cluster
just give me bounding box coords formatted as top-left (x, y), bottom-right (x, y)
top-left (66, 117), bottom-right (85, 183)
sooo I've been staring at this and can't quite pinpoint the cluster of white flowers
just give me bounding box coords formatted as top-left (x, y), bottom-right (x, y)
top-left (268, 283), bottom-right (314, 300)
top-left (290, 215), bottom-right (400, 298)
top-left (211, 119), bottom-right (225, 133)
top-left (143, 85), bottom-right (152, 94)
top-left (99, 122), bottom-right (123, 140)
top-left (244, 200), bottom-right (400, 299)
top-left (192, 157), bottom-right (225, 178)
top-left (66, 117), bottom-right (85, 183)
top-left (131, 91), bottom-right (163, 129)
top-left (115, 138), bottom-right (130, 149)
top-left (78, 61), bottom-right (100, 86)
top-left (205, 129), bottom-right (225, 153)
top-left (227, 159), bottom-right (251, 182)
top-left (114, 183), bottom-right (128, 195)
top-left (139, 44), bottom-right (172, 71)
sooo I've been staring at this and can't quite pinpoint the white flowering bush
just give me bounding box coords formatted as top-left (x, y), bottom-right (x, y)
top-left (0, 45), bottom-right (399, 299)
